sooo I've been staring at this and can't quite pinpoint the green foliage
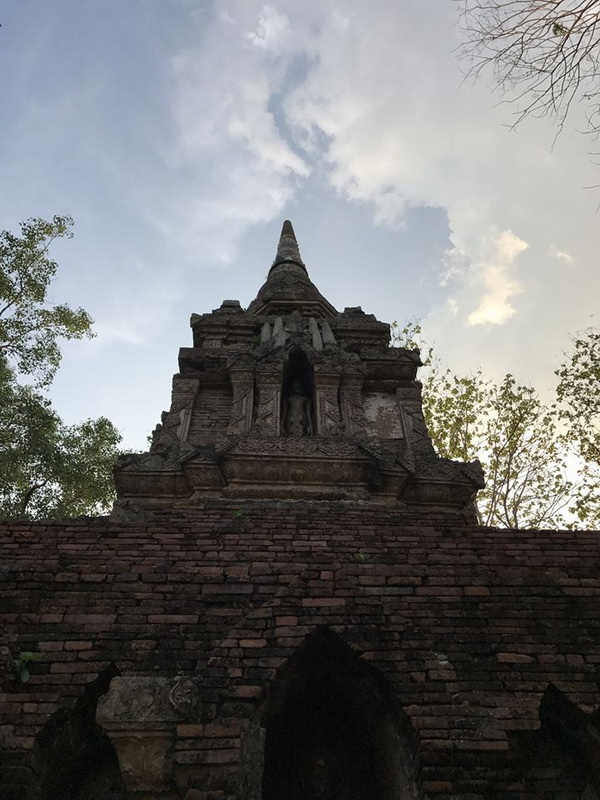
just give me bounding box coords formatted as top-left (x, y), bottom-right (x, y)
top-left (556, 327), bottom-right (600, 526)
top-left (393, 320), bottom-right (574, 529)
top-left (0, 359), bottom-right (121, 519)
top-left (556, 328), bottom-right (600, 465)
top-left (0, 216), bottom-right (121, 520)
top-left (425, 370), bottom-right (572, 528)
top-left (0, 215), bottom-right (93, 387)
top-left (390, 319), bottom-right (434, 366)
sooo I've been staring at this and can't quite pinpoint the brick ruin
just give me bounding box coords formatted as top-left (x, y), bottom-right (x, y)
top-left (1, 222), bottom-right (600, 799)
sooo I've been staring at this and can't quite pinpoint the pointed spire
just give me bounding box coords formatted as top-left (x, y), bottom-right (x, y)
top-left (247, 220), bottom-right (337, 317)
top-left (272, 220), bottom-right (306, 271)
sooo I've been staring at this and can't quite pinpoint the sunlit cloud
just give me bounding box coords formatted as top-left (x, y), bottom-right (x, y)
top-left (467, 230), bottom-right (527, 327)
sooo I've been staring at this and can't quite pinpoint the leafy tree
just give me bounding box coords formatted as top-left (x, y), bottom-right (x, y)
top-left (0, 360), bottom-right (120, 519)
top-left (556, 327), bottom-right (600, 464)
top-left (457, 0), bottom-right (600, 137)
top-left (424, 369), bottom-right (573, 528)
top-left (556, 327), bottom-right (600, 525)
top-left (0, 215), bottom-right (93, 386)
top-left (0, 216), bottom-right (121, 520)
top-left (392, 322), bottom-right (573, 528)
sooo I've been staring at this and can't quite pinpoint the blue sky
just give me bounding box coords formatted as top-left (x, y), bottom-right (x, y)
top-left (2, 0), bottom-right (599, 450)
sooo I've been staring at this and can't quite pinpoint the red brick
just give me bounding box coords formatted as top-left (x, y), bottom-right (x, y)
top-left (497, 653), bottom-right (535, 664)
top-left (202, 583), bottom-right (253, 595)
top-left (230, 686), bottom-right (262, 699)
top-left (301, 597), bottom-right (346, 608)
top-left (204, 721), bottom-right (243, 737)
top-left (275, 615), bottom-right (298, 626)
top-left (566, 653), bottom-right (585, 665)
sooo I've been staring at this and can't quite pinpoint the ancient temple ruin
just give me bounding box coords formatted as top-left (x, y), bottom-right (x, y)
top-left (2, 223), bottom-right (600, 800)
top-left (114, 221), bottom-right (483, 513)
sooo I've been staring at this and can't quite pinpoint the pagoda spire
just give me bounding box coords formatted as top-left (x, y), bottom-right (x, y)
top-left (271, 219), bottom-right (306, 271)
top-left (247, 220), bottom-right (336, 316)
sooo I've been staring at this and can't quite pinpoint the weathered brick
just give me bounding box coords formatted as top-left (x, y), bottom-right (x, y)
top-left (2, 505), bottom-right (600, 799)
top-left (301, 597), bottom-right (346, 608)
top-left (497, 653), bottom-right (535, 664)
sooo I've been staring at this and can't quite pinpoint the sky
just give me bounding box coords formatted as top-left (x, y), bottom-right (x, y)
top-left (1, 0), bottom-right (599, 451)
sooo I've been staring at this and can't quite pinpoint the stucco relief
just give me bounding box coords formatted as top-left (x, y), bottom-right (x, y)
top-left (254, 384), bottom-right (281, 435)
top-left (228, 374), bottom-right (254, 435)
top-left (113, 220), bottom-right (484, 514)
top-left (363, 392), bottom-right (405, 439)
top-left (316, 389), bottom-right (342, 435)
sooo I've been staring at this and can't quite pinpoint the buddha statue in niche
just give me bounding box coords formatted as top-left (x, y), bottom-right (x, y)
top-left (282, 380), bottom-right (313, 437)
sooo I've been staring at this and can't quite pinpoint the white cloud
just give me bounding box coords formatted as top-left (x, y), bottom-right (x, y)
top-left (245, 0), bottom-right (599, 382)
top-left (247, 6), bottom-right (290, 50)
top-left (158, 5), bottom-right (311, 262)
top-left (548, 245), bottom-right (574, 264)
top-left (467, 230), bottom-right (527, 327)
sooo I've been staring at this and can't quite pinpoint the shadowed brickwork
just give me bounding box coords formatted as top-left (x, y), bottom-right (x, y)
top-left (1, 502), bottom-right (600, 798)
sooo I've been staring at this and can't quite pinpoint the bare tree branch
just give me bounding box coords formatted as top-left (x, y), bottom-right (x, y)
top-left (457, 0), bottom-right (600, 136)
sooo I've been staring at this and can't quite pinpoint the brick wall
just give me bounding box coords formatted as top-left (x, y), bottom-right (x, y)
top-left (1, 502), bottom-right (599, 799)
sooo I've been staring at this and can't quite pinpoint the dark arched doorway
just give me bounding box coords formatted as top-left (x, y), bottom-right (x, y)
top-left (34, 665), bottom-right (125, 800)
top-left (261, 627), bottom-right (419, 800)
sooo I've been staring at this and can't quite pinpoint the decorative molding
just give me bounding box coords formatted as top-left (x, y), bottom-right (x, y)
top-left (168, 673), bottom-right (201, 719)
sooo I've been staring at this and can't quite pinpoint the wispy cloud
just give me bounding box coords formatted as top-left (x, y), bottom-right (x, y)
top-left (467, 231), bottom-right (527, 326)
top-left (162, 5), bottom-right (310, 262)
top-left (548, 245), bottom-right (574, 265)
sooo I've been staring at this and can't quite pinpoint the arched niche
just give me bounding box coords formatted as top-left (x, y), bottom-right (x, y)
top-left (508, 684), bottom-right (600, 799)
top-left (261, 627), bottom-right (419, 800)
top-left (281, 349), bottom-right (316, 436)
top-left (33, 665), bottom-right (125, 800)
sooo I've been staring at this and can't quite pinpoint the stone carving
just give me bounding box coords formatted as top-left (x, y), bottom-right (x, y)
top-left (229, 437), bottom-right (360, 457)
top-left (363, 393), bottom-right (405, 440)
top-left (336, 311), bottom-right (389, 329)
top-left (282, 381), bottom-right (313, 436)
top-left (260, 322), bottom-right (271, 343)
top-left (96, 678), bottom-right (178, 794)
top-left (113, 220), bottom-right (483, 513)
top-left (309, 317), bottom-right (323, 350)
top-left (341, 390), bottom-right (367, 436)
top-left (254, 383), bottom-right (281, 435)
top-left (227, 385), bottom-right (254, 435)
top-left (227, 367), bottom-right (255, 435)
top-left (272, 316), bottom-right (287, 347)
top-left (321, 319), bottom-right (336, 346)
top-left (168, 672), bottom-right (201, 719)
top-left (116, 440), bottom-right (197, 473)
top-left (316, 390), bottom-right (341, 435)
top-left (417, 457), bottom-right (484, 485)
top-left (258, 277), bottom-right (321, 302)
top-left (339, 371), bottom-right (367, 436)
top-left (97, 676), bottom-right (180, 724)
